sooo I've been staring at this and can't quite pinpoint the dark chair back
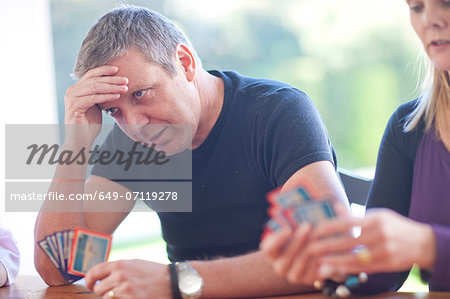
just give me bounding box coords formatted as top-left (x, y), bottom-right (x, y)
top-left (338, 168), bottom-right (372, 206)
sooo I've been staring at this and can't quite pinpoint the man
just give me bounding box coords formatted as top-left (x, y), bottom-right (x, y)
top-left (35, 6), bottom-right (347, 298)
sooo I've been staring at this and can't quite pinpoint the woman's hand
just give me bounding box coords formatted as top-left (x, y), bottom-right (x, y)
top-left (310, 209), bottom-right (436, 281)
top-left (261, 208), bottom-right (436, 285)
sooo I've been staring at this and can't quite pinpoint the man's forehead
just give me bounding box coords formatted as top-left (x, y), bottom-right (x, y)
top-left (109, 59), bottom-right (166, 87)
top-left (109, 49), bottom-right (162, 72)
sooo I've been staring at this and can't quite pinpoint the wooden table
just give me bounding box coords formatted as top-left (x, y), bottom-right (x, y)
top-left (261, 293), bottom-right (450, 299)
top-left (0, 276), bottom-right (100, 299)
top-left (1, 276), bottom-right (449, 298)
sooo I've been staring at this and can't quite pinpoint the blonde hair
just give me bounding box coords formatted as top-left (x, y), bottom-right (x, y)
top-left (404, 56), bottom-right (450, 139)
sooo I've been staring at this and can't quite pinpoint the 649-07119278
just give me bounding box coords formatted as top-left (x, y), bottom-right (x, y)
top-left (96, 191), bottom-right (178, 201)
top-left (8, 191), bottom-right (179, 202)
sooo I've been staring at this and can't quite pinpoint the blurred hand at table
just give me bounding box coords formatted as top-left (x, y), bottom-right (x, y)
top-left (261, 208), bottom-right (437, 285)
top-left (0, 226), bottom-right (20, 287)
top-left (260, 223), bottom-right (322, 285)
top-left (85, 259), bottom-right (172, 299)
top-left (260, 199), bottom-right (351, 285)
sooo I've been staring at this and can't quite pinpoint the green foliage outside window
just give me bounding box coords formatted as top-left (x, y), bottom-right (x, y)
top-left (50, 0), bottom-right (420, 169)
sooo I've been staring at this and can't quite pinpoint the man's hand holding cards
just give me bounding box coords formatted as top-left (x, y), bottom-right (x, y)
top-left (38, 228), bottom-right (112, 283)
top-left (262, 186), bottom-right (367, 298)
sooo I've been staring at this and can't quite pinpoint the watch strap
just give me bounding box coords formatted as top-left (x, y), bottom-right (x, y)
top-left (169, 263), bottom-right (182, 299)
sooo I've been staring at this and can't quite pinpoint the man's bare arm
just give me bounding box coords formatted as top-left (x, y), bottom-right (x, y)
top-left (34, 65), bottom-right (130, 286)
top-left (192, 250), bottom-right (314, 298)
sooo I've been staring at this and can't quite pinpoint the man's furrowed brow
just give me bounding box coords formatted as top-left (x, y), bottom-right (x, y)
top-left (128, 82), bottom-right (155, 94)
top-left (97, 103), bottom-right (115, 111)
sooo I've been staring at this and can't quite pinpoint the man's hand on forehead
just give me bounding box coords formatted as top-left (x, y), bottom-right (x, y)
top-left (87, 65), bottom-right (129, 110)
top-left (75, 65), bottom-right (129, 106)
top-left (63, 64), bottom-right (130, 143)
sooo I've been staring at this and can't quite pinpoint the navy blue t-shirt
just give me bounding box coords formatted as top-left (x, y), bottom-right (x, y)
top-left (91, 70), bottom-right (336, 261)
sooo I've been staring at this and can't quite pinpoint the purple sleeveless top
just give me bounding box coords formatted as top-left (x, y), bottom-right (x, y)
top-left (409, 129), bottom-right (450, 291)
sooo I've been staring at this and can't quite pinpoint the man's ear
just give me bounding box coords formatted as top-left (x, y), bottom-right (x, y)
top-left (176, 44), bottom-right (196, 82)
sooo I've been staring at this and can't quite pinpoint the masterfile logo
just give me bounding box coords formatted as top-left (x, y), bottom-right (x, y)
top-left (25, 142), bottom-right (169, 171)
top-left (5, 124), bottom-right (193, 212)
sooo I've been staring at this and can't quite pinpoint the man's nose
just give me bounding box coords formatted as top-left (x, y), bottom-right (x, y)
top-left (122, 110), bottom-right (149, 137)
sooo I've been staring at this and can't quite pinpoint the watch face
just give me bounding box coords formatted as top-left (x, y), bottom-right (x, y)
top-left (180, 275), bottom-right (202, 294)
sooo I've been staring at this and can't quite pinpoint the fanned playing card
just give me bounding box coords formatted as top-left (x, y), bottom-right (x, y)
top-left (68, 228), bottom-right (112, 276)
top-left (39, 228), bottom-right (112, 282)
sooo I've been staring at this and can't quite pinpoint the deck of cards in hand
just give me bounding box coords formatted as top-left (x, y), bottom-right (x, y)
top-left (263, 186), bottom-right (336, 238)
top-left (39, 228), bottom-right (112, 282)
top-left (263, 186), bottom-right (367, 298)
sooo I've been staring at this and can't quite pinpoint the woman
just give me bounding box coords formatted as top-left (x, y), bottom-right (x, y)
top-left (261, 0), bottom-right (450, 293)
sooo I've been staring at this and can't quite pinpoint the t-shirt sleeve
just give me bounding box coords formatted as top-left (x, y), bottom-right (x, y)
top-left (356, 102), bottom-right (421, 294)
top-left (366, 103), bottom-right (418, 214)
top-left (253, 88), bottom-right (336, 187)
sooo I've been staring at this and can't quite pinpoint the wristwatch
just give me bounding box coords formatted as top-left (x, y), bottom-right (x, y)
top-left (175, 261), bottom-right (204, 299)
